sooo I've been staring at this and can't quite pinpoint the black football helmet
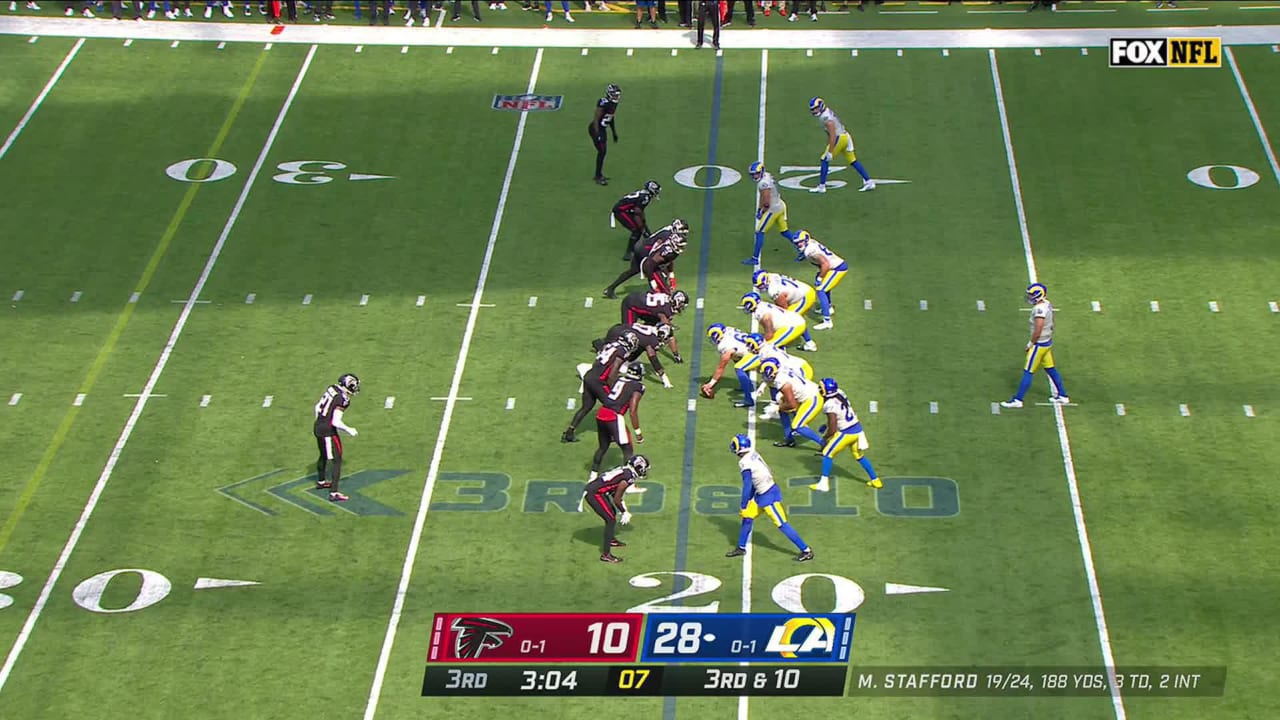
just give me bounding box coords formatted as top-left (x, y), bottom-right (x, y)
top-left (670, 290), bottom-right (689, 314)
top-left (644, 180), bottom-right (661, 197)
top-left (606, 83), bottom-right (622, 102)
top-left (628, 454), bottom-right (650, 477)
top-left (338, 373), bottom-right (361, 395)
top-left (621, 362), bottom-right (644, 381)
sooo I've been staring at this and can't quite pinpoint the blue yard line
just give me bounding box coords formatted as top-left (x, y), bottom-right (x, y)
top-left (664, 52), bottom-right (725, 720)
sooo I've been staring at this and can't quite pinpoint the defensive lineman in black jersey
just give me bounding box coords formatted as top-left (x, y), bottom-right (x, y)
top-left (604, 218), bottom-right (688, 299)
top-left (563, 332), bottom-right (637, 443)
top-left (583, 455), bottom-right (650, 563)
top-left (590, 362), bottom-right (646, 476)
top-left (589, 84), bottom-right (621, 186)
top-left (594, 322), bottom-right (675, 387)
top-left (314, 373), bottom-right (361, 502)
top-left (612, 181), bottom-right (661, 261)
top-left (620, 290), bottom-right (688, 361)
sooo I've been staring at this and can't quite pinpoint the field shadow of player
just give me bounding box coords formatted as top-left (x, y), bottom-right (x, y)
top-left (710, 516), bottom-right (793, 556)
top-left (572, 525), bottom-right (608, 548)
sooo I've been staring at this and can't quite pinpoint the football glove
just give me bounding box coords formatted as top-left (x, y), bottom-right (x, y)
top-left (620, 511), bottom-right (633, 525)
top-left (344, 427), bottom-right (359, 437)
top-left (821, 151), bottom-right (832, 161)
top-left (662, 374), bottom-right (673, 389)
top-left (672, 352), bottom-right (684, 364)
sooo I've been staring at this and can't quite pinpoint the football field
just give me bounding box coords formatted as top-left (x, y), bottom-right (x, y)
top-left (0, 13), bottom-right (1278, 720)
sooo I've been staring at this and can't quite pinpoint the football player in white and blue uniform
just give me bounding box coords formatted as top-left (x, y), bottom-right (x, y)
top-left (793, 230), bottom-right (847, 330)
top-left (745, 161), bottom-right (799, 267)
top-left (701, 323), bottom-right (761, 408)
top-left (760, 358), bottom-right (824, 448)
top-left (809, 96), bottom-right (874, 194)
top-left (1001, 282), bottom-right (1069, 409)
top-left (754, 269), bottom-right (819, 347)
top-left (813, 377), bottom-right (881, 492)
top-left (726, 434), bottom-right (814, 562)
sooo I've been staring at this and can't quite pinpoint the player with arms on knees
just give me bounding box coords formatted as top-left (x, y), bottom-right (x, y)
top-left (812, 377), bottom-right (881, 492)
top-left (753, 268), bottom-right (819, 347)
top-left (589, 83), bottom-right (621, 186)
top-left (1000, 282), bottom-right (1069, 409)
top-left (760, 358), bottom-right (824, 448)
top-left (740, 291), bottom-right (815, 352)
top-left (563, 331), bottom-right (636, 443)
top-left (583, 455), bottom-right (650, 563)
top-left (620, 289), bottom-right (687, 360)
top-left (590, 362), bottom-right (646, 477)
top-left (808, 96), bottom-right (874, 194)
top-left (604, 218), bottom-right (688, 299)
top-left (313, 373), bottom-right (361, 502)
top-left (611, 180), bottom-right (661, 261)
top-left (744, 161), bottom-right (799, 267)
top-left (725, 434), bottom-right (813, 562)
top-left (792, 229), bottom-right (846, 331)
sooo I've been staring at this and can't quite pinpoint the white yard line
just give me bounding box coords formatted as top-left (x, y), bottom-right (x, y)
top-left (989, 48), bottom-right (1125, 720)
top-left (1226, 46), bottom-right (1280, 189)
top-left (0, 37), bottom-right (83, 161)
top-left (0, 44), bottom-right (318, 695)
top-left (363, 47), bottom-right (545, 720)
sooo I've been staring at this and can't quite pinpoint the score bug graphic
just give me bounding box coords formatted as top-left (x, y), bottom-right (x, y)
top-left (429, 613), bottom-right (643, 663)
top-left (640, 614), bottom-right (854, 663)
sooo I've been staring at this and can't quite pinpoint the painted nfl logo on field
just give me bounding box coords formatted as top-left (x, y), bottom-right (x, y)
top-left (492, 94), bottom-right (563, 112)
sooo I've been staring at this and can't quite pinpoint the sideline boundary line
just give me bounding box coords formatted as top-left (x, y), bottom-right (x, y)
top-left (362, 47), bottom-right (546, 720)
top-left (0, 44), bottom-right (319, 695)
top-left (1226, 46), bottom-right (1280, 189)
top-left (0, 36), bottom-right (82, 160)
top-left (989, 47), bottom-right (1125, 720)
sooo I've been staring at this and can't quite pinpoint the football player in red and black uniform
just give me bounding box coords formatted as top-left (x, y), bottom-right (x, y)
top-left (563, 331), bottom-right (638, 443)
top-left (589, 84), bottom-right (621, 186)
top-left (604, 218), bottom-right (688, 299)
top-left (313, 373), bottom-right (361, 502)
top-left (612, 180), bottom-right (661, 261)
top-left (594, 322), bottom-right (675, 388)
top-left (590, 362), bottom-right (646, 476)
top-left (583, 455), bottom-right (650, 563)
top-left (620, 289), bottom-right (688, 361)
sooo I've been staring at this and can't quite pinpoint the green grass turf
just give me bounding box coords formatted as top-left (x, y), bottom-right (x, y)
top-left (0, 25), bottom-right (1278, 720)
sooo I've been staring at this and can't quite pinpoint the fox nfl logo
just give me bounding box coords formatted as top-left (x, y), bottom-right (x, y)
top-left (1109, 38), bottom-right (1222, 68)
top-left (491, 94), bottom-right (563, 112)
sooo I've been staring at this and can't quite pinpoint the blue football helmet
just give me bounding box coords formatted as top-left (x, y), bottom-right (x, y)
top-left (706, 323), bottom-right (726, 344)
top-left (730, 433), bottom-right (752, 455)
top-left (809, 96), bottom-right (825, 116)
top-left (743, 333), bottom-right (764, 354)
top-left (748, 161), bottom-right (766, 181)
top-left (752, 269), bottom-right (769, 291)
top-left (759, 358), bottom-right (781, 383)
top-left (820, 377), bottom-right (840, 398)
top-left (740, 292), bottom-right (761, 314)
top-left (1026, 283), bottom-right (1047, 304)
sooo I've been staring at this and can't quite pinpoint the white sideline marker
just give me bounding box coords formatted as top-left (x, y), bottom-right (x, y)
top-left (385, 396), bottom-right (395, 409)
top-left (70, 291), bottom-right (82, 303)
top-left (929, 401), bottom-right (939, 415)
top-left (806, 49), bottom-right (813, 57)
top-left (942, 48), bottom-right (950, 57)
top-left (446, 46), bottom-right (454, 54)
top-left (264, 43), bottom-right (273, 50)
top-left (566, 398), bottom-right (575, 410)
top-left (128, 292), bottom-right (140, 304)
top-left (1149, 300), bottom-right (1160, 312)
top-left (671, 49), bottom-right (677, 56)
top-left (262, 395), bottom-right (273, 408)
top-left (528, 296), bottom-right (538, 307)
top-left (430, 396), bottom-right (471, 401)
top-left (360, 294), bottom-right (370, 306)
top-left (1091, 300), bottom-right (1101, 313)
top-left (401, 46), bottom-right (408, 54)
top-left (1035, 48), bottom-right (1042, 56)
top-left (627, 48), bottom-right (633, 56)
top-left (851, 49), bottom-right (859, 57)
top-left (584, 297), bottom-right (593, 308)
top-left (492, 47), bottom-right (500, 55)
top-left (1244, 404), bottom-right (1255, 418)
top-left (868, 400), bottom-right (878, 414)
top-left (1179, 404), bottom-right (1191, 417)
top-left (581, 48), bottom-right (588, 56)
top-left (170, 40), bottom-right (180, 48)
top-left (302, 294), bottom-right (313, 305)
top-left (11, 290), bottom-right (23, 302)
top-left (245, 293), bottom-right (256, 304)
top-left (695, 297), bottom-right (704, 310)
top-left (919, 299), bottom-right (928, 311)
top-left (687, 398), bottom-right (697, 412)
top-left (8, 394), bottom-right (21, 406)
top-left (73, 394), bottom-right (85, 407)
top-left (991, 402), bottom-right (1000, 415)
top-left (1115, 403), bottom-right (1126, 416)
top-left (355, 45), bottom-right (363, 53)
top-left (28, 36), bottom-right (37, 43)
top-left (1080, 48), bottom-right (1088, 56)
top-left (416, 295), bottom-right (426, 307)
top-left (123, 39), bottom-right (132, 47)
top-left (976, 299), bottom-right (986, 312)
top-left (217, 41), bottom-right (225, 50)
top-left (506, 397), bottom-right (515, 410)
top-left (864, 298), bottom-right (872, 310)
top-left (1269, 301), bottom-right (1279, 313)
top-left (200, 394), bottom-right (211, 408)
top-left (1208, 300), bottom-right (1220, 313)
top-left (896, 49), bottom-right (903, 57)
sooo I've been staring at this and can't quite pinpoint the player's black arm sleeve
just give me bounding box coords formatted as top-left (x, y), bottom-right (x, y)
top-left (646, 346), bottom-right (666, 374)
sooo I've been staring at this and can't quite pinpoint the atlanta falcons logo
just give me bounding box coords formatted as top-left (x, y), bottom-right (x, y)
top-left (451, 617), bottom-right (515, 659)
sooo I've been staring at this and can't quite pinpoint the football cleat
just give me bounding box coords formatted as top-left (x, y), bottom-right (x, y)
top-left (644, 179), bottom-right (661, 197)
top-left (726, 547), bottom-right (747, 558)
top-left (329, 491), bottom-right (349, 502)
top-left (561, 428), bottom-right (579, 443)
top-left (1050, 395), bottom-right (1072, 405)
top-left (339, 373), bottom-right (361, 395)
top-left (600, 553), bottom-right (623, 563)
top-left (706, 323), bottom-right (726, 344)
top-left (315, 479), bottom-right (333, 489)
top-left (628, 454), bottom-right (650, 477)
top-left (739, 292), bottom-right (761, 314)
top-left (809, 97), bottom-right (825, 115)
top-left (609, 538), bottom-right (627, 547)
top-left (819, 377), bottom-right (839, 398)
top-left (801, 340), bottom-right (818, 352)
top-left (773, 438), bottom-right (797, 448)
top-left (1000, 399), bottom-right (1024, 409)
top-left (605, 83), bottom-right (621, 102)
top-left (812, 319), bottom-right (834, 330)
top-left (866, 478), bottom-right (883, 489)
top-left (752, 269), bottom-right (769, 291)
top-left (670, 290), bottom-right (689, 313)
top-left (795, 549), bottom-right (815, 562)
top-left (1026, 282), bottom-right (1047, 304)
top-left (748, 161), bottom-right (765, 181)
top-left (759, 358), bottom-right (781, 383)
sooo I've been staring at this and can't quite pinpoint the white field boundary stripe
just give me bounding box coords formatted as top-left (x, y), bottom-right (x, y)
top-left (363, 47), bottom-right (545, 720)
top-left (0, 37), bottom-right (83, 161)
top-left (2, 17), bottom-right (1279, 49)
top-left (989, 48), bottom-right (1124, 720)
top-left (737, 45), bottom-right (768, 720)
top-left (1226, 46), bottom-right (1280, 189)
top-left (0, 44), bottom-right (319, 695)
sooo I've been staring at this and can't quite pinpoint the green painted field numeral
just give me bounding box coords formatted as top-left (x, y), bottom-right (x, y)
top-left (875, 477), bottom-right (960, 518)
top-left (431, 472), bottom-right (511, 512)
top-left (524, 481), bottom-right (665, 514)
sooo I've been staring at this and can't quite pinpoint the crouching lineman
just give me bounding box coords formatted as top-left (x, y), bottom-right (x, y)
top-left (700, 323), bottom-right (758, 407)
top-left (725, 434), bottom-right (813, 562)
top-left (583, 455), bottom-right (650, 563)
top-left (742, 332), bottom-right (812, 419)
top-left (593, 321), bottom-right (676, 388)
top-left (590, 362), bottom-right (646, 477)
top-left (604, 218), bottom-right (688, 299)
top-left (753, 268), bottom-right (819, 349)
top-left (621, 289), bottom-right (688, 360)
top-left (563, 331), bottom-right (637, 443)
top-left (760, 358), bottom-right (824, 448)
top-left (813, 377), bottom-right (881, 491)
top-left (792, 229), bottom-right (847, 330)
top-left (740, 291), bottom-right (816, 352)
